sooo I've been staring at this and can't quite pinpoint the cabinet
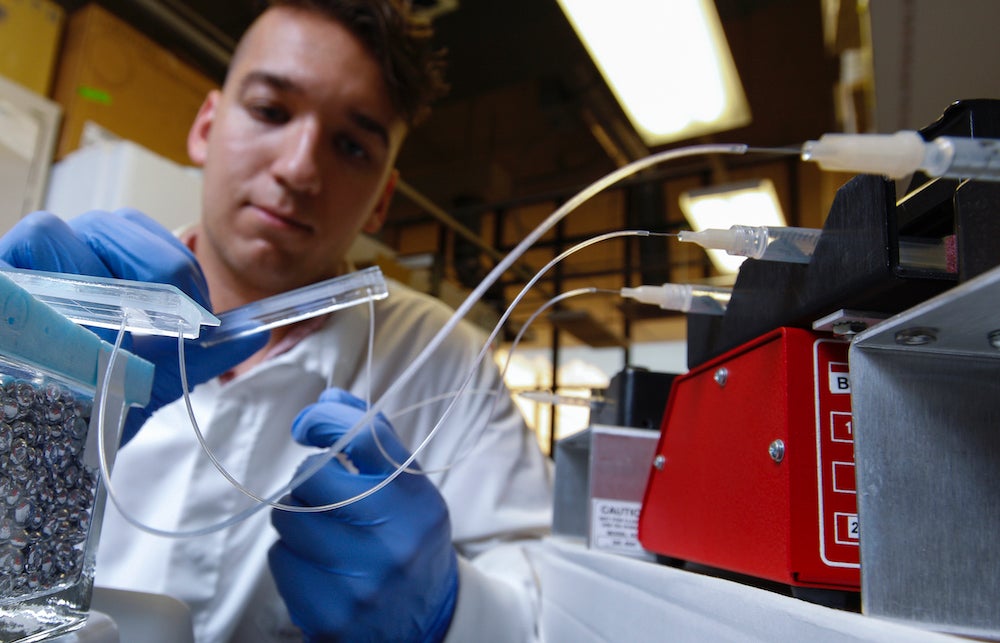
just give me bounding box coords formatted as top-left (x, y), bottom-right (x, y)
top-left (50, 3), bottom-right (217, 166)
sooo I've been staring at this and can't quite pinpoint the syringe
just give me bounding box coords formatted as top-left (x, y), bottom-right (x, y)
top-left (801, 130), bottom-right (1000, 182)
top-left (620, 282), bottom-right (731, 315)
top-left (678, 225), bottom-right (820, 264)
top-left (677, 224), bottom-right (955, 272)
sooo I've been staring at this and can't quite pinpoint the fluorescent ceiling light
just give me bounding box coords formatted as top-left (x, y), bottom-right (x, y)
top-left (556, 0), bottom-right (752, 145)
top-left (678, 179), bottom-right (786, 274)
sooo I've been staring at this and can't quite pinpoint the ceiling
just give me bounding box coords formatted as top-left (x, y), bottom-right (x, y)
top-left (65, 0), bottom-right (839, 210)
top-left (396, 0), bottom-right (838, 209)
top-left (54, 0), bottom-right (842, 346)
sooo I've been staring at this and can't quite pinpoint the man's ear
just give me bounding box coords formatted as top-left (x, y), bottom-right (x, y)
top-left (363, 169), bottom-right (399, 234)
top-left (187, 90), bottom-right (221, 166)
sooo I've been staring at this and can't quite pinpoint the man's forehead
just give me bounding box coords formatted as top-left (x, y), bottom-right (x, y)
top-left (230, 9), bottom-right (353, 79)
top-left (228, 9), bottom-right (315, 81)
top-left (229, 9), bottom-right (385, 100)
top-left (224, 8), bottom-right (408, 141)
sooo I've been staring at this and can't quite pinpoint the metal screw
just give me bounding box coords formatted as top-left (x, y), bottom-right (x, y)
top-left (768, 439), bottom-right (785, 463)
top-left (894, 327), bottom-right (937, 346)
top-left (713, 367), bottom-right (728, 387)
top-left (989, 330), bottom-right (1000, 350)
top-left (832, 320), bottom-right (868, 337)
top-left (653, 455), bottom-right (666, 470)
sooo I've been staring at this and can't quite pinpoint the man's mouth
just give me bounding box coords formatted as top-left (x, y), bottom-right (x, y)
top-left (251, 204), bottom-right (314, 233)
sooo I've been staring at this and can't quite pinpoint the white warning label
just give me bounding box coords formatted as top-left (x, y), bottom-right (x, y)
top-left (590, 498), bottom-right (652, 558)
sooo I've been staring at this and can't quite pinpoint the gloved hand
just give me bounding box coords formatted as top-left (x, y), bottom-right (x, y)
top-left (0, 209), bottom-right (268, 443)
top-left (269, 388), bottom-right (459, 643)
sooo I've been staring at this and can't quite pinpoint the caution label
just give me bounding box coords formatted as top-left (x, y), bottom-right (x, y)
top-left (590, 498), bottom-right (652, 559)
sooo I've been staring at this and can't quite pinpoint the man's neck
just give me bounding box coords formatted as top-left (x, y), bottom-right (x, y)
top-left (182, 225), bottom-right (266, 312)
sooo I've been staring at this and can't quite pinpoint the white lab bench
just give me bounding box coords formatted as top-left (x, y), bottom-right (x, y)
top-left (50, 538), bottom-right (965, 642)
top-left (50, 587), bottom-right (194, 643)
top-left (532, 537), bottom-right (961, 643)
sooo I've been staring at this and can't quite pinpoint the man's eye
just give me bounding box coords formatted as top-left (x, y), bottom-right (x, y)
top-left (248, 103), bottom-right (289, 124)
top-left (336, 135), bottom-right (369, 161)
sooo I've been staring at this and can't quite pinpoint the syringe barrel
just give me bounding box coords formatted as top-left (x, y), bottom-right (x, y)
top-left (619, 283), bottom-right (730, 315)
top-left (927, 137), bottom-right (1000, 181)
top-left (687, 284), bottom-right (731, 315)
top-left (730, 225), bottom-right (820, 263)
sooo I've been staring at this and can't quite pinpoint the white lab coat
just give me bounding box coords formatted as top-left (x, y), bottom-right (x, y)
top-left (95, 280), bottom-right (552, 642)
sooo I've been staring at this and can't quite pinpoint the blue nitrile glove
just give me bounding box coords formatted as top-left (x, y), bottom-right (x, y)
top-left (269, 388), bottom-right (459, 643)
top-left (0, 209), bottom-right (268, 443)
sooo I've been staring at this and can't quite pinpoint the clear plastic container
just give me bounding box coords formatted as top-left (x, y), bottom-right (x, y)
top-left (0, 273), bottom-right (153, 642)
top-left (0, 268), bottom-right (219, 339)
top-left (199, 266), bottom-right (389, 346)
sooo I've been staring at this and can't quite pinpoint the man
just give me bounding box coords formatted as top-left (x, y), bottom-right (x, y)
top-left (0, 1), bottom-right (551, 641)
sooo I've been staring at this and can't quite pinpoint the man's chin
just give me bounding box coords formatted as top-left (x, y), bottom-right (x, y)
top-left (241, 264), bottom-right (339, 297)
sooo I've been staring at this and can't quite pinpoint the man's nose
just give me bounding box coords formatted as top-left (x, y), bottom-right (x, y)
top-left (272, 120), bottom-right (322, 194)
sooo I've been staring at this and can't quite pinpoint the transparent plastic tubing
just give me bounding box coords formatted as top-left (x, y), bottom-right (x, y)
top-left (215, 232), bottom-right (655, 518)
top-left (273, 144), bottom-right (754, 513)
top-left (385, 230), bottom-right (661, 477)
top-left (372, 239), bottom-right (632, 476)
top-left (216, 230), bottom-right (647, 488)
top-left (118, 233), bottom-right (644, 527)
top-left (97, 301), bottom-right (376, 538)
top-left (96, 143), bottom-right (755, 537)
top-left (364, 287), bottom-right (618, 475)
top-left (97, 319), bottom-right (148, 539)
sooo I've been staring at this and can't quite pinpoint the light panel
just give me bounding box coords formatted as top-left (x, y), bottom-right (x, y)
top-left (556, 0), bottom-right (752, 145)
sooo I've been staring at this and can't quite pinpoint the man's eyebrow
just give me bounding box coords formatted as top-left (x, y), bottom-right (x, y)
top-left (238, 70), bottom-right (301, 95)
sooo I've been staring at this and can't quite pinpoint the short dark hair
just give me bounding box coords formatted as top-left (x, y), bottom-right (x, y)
top-left (262, 0), bottom-right (448, 126)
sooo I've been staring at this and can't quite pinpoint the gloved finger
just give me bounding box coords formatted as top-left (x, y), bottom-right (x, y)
top-left (276, 453), bottom-right (411, 525)
top-left (69, 209), bottom-right (210, 305)
top-left (116, 208), bottom-right (190, 247)
top-left (291, 391), bottom-right (414, 475)
top-left (0, 212), bottom-right (128, 346)
top-left (271, 469), bottom-right (448, 566)
top-left (271, 493), bottom-right (364, 581)
top-left (270, 485), bottom-right (386, 559)
top-left (268, 541), bottom-right (364, 634)
top-left (0, 212), bottom-right (112, 275)
top-left (112, 208), bottom-right (212, 304)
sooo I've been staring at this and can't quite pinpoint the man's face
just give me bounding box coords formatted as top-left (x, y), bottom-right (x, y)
top-left (188, 7), bottom-right (407, 300)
